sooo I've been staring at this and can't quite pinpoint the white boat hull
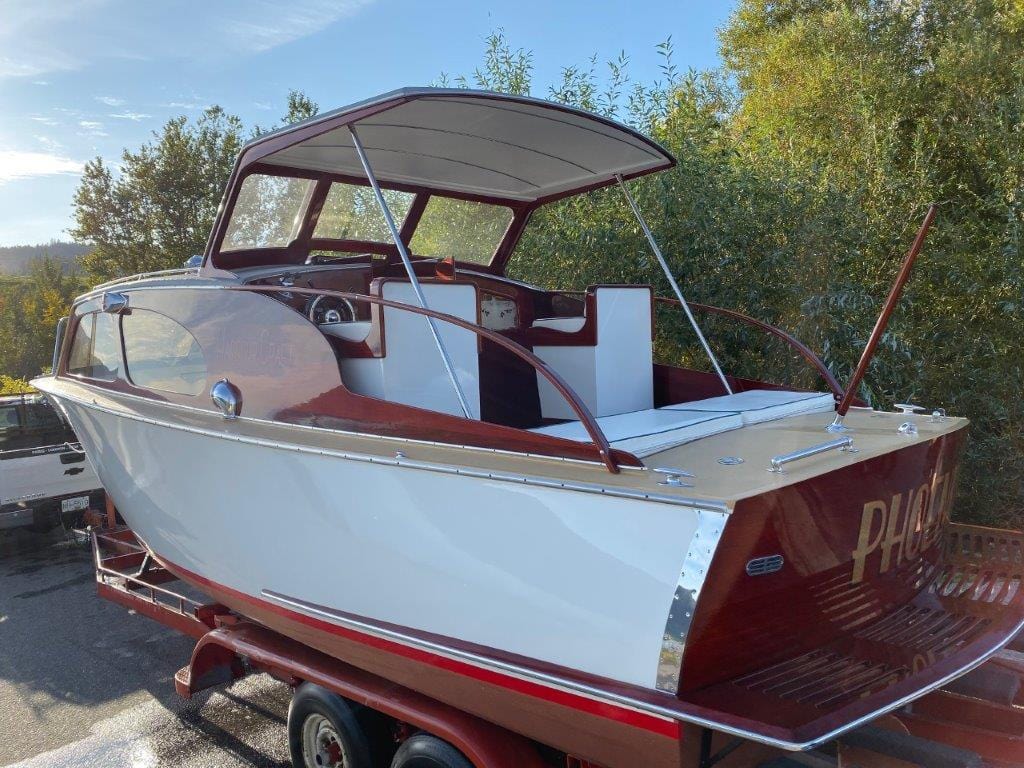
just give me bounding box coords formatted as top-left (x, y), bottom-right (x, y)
top-left (54, 389), bottom-right (723, 690)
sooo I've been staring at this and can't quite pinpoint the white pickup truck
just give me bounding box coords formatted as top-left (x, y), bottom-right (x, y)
top-left (1, 392), bottom-right (103, 532)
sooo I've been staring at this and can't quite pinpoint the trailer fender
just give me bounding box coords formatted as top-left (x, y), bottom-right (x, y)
top-left (175, 623), bottom-right (546, 768)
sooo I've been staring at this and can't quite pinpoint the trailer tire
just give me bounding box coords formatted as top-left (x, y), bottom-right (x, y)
top-left (288, 682), bottom-right (374, 768)
top-left (390, 733), bottom-right (474, 768)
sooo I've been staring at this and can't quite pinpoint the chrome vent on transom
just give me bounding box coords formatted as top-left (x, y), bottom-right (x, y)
top-left (746, 555), bottom-right (784, 577)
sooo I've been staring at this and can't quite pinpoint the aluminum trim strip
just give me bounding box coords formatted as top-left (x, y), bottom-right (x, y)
top-left (43, 369), bottom-right (631, 474)
top-left (42, 383), bottom-right (727, 513)
top-left (655, 508), bottom-right (728, 692)
top-left (261, 589), bottom-right (1024, 752)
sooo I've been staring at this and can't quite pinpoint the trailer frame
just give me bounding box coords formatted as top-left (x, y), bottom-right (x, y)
top-left (91, 526), bottom-right (1024, 768)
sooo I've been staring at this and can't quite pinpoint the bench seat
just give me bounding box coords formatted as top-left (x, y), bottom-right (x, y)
top-left (530, 390), bottom-right (834, 458)
top-left (531, 408), bottom-right (742, 458)
top-left (663, 389), bottom-right (834, 424)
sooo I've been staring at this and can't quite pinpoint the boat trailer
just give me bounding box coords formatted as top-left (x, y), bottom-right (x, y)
top-left (92, 526), bottom-right (1024, 768)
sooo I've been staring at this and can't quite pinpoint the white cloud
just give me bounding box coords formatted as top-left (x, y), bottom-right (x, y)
top-left (30, 115), bottom-right (60, 126)
top-left (222, 0), bottom-right (375, 54)
top-left (253, 101), bottom-right (272, 110)
top-left (0, 0), bottom-right (376, 79)
top-left (109, 111), bottom-right (150, 121)
top-left (0, 149), bottom-right (83, 183)
top-left (96, 95), bottom-right (124, 106)
top-left (35, 135), bottom-right (63, 151)
top-left (0, 0), bottom-right (107, 78)
top-left (78, 120), bottom-right (107, 137)
top-left (162, 100), bottom-right (203, 110)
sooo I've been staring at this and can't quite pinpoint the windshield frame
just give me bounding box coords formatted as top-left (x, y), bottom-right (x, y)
top-left (210, 164), bottom-right (529, 273)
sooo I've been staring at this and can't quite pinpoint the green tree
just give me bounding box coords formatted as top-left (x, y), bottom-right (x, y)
top-left (450, 20), bottom-right (1022, 524)
top-left (0, 375), bottom-right (34, 395)
top-left (0, 257), bottom-right (85, 380)
top-left (283, 89), bottom-right (319, 124)
top-left (720, 0), bottom-right (1024, 524)
top-left (71, 92), bottom-right (319, 283)
top-left (71, 107), bottom-right (245, 281)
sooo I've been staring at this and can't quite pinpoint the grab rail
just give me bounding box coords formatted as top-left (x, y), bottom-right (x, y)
top-left (768, 436), bottom-right (854, 473)
top-left (231, 285), bottom-right (623, 474)
top-left (654, 297), bottom-right (844, 398)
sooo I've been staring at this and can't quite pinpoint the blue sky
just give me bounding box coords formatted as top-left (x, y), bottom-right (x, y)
top-left (0, 0), bottom-right (734, 246)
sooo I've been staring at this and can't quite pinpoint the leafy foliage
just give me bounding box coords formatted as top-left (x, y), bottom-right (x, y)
top-left (0, 375), bottom-right (34, 395)
top-left (0, 258), bottom-right (86, 381)
top-left (0, 96), bottom-right (313, 383)
top-left (452, 14), bottom-right (1022, 525)
top-left (71, 106), bottom-right (245, 281)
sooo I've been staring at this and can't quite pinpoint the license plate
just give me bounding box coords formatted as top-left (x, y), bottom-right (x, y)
top-left (61, 495), bottom-right (90, 513)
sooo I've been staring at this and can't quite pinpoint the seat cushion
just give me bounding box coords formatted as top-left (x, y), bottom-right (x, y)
top-left (531, 316), bottom-right (586, 333)
top-left (320, 320), bottom-right (372, 342)
top-left (664, 389), bottom-right (835, 425)
top-left (531, 408), bottom-right (742, 458)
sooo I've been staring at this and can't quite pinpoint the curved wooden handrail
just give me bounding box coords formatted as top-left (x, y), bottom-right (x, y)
top-left (655, 296), bottom-right (843, 398)
top-left (231, 284), bottom-right (622, 473)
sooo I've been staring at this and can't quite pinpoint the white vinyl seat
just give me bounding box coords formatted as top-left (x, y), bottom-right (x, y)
top-left (531, 316), bottom-right (586, 333)
top-left (320, 321), bottom-right (372, 342)
top-left (531, 408), bottom-right (742, 458)
top-left (663, 389), bottom-right (835, 425)
top-left (340, 281), bottom-right (481, 419)
top-left (533, 286), bottom-right (654, 420)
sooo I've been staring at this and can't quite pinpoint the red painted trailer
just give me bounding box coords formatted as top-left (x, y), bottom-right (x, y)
top-left (92, 526), bottom-right (1024, 768)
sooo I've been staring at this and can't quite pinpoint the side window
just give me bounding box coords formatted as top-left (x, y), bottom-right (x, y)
top-left (0, 404), bottom-right (21, 450)
top-left (23, 403), bottom-right (71, 445)
top-left (122, 310), bottom-right (206, 396)
top-left (66, 312), bottom-right (123, 381)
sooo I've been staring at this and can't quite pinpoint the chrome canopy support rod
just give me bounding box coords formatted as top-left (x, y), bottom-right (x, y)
top-left (349, 125), bottom-right (473, 419)
top-left (617, 175), bottom-right (733, 395)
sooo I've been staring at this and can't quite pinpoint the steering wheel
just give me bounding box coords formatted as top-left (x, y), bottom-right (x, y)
top-left (307, 294), bottom-right (357, 325)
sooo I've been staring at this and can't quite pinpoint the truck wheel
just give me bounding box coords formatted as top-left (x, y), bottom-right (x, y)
top-left (391, 733), bottom-right (473, 768)
top-left (288, 682), bottom-right (373, 768)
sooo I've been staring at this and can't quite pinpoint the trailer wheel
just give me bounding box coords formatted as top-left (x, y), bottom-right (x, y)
top-left (390, 733), bottom-right (473, 768)
top-left (288, 682), bottom-right (374, 768)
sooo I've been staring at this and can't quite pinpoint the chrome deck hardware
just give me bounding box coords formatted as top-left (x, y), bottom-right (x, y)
top-left (717, 456), bottom-right (744, 465)
top-left (894, 403), bottom-right (926, 415)
top-left (101, 291), bottom-right (129, 314)
top-left (768, 436), bottom-right (855, 473)
top-left (652, 467), bottom-right (695, 487)
top-left (211, 379), bottom-right (242, 419)
top-left (897, 421), bottom-right (919, 436)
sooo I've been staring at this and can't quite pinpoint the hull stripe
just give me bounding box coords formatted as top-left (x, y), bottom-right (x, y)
top-left (159, 555), bottom-right (682, 740)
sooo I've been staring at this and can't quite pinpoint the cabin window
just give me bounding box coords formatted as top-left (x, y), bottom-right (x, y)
top-left (410, 198), bottom-right (513, 264)
top-left (222, 174), bottom-right (314, 251)
top-left (314, 183), bottom-right (414, 242)
top-left (122, 310), bottom-right (206, 396)
top-left (67, 312), bottom-right (123, 381)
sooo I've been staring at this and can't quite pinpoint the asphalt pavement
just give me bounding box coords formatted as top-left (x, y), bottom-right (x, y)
top-left (0, 527), bottom-right (292, 767)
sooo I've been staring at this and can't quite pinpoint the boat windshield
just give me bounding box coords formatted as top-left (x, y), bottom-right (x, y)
top-left (409, 197), bottom-right (513, 265)
top-left (220, 172), bottom-right (513, 265)
top-left (222, 174), bottom-right (314, 251)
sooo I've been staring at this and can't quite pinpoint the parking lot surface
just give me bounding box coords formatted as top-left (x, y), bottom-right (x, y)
top-left (0, 528), bottom-right (292, 767)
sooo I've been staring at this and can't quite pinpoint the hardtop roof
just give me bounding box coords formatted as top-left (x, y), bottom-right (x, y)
top-left (229, 87), bottom-right (676, 204)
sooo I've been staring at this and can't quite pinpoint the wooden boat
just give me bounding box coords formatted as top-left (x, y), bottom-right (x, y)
top-left (34, 88), bottom-right (1024, 767)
